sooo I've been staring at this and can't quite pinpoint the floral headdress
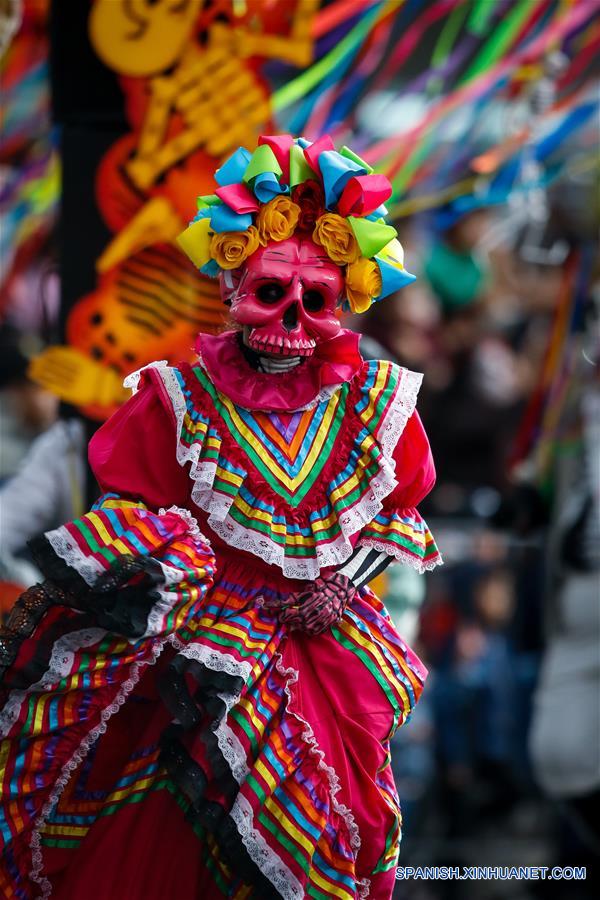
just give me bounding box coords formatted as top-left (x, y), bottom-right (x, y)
top-left (177, 134), bottom-right (415, 314)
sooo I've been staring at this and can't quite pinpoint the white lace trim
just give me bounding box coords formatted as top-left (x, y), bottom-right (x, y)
top-left (158, 504), bottom-right (205, 539)
top-left (231, 793), bottom-right (305, 899)
top-left (167, 639), bottom-right (366, 895)
top-left (293, 381), bottom-right (342, 411)
top-left (228, 653), bottom-right (367, 896)
top-left (174, 641), bottom-right (253, 683)
top-left (359, 538), bottom-right (443, 574)
top-left (46, 527), bottom-right (105, 587)
top-left (152, 361), bottom-right (423, 581)
top-left (123, 359), bottom-right (169, 394)
top-left (0, 628), bottom-right (105, 740)
top-left (168, 638), bottom-right (302, 896)
top-left (169, 639), bottom-right (253, 785)
top-left (27, 633), bottom-right (168, 899)
top-left (204, 493), bottom-right (396, 579)
top-left (215, 703), bottom-right (250, 786)
top-left (273, 653), bottom-right (363, 856)
top-left (376, 367), bottom-right (422, 459)
top-left (358, 878), bottom-right (371, 898)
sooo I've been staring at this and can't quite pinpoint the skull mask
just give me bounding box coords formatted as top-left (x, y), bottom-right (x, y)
top-left (220, 236), bottom-right (344, 357)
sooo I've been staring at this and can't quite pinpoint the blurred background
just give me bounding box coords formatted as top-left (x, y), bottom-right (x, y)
top-left (1, 0), bottom-right (598, 896)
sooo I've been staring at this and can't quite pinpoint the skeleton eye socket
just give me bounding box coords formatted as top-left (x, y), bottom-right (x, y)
top-left (257, 282), bottom-right (286, 303)
top-left (302, 290), bottom-right (324, 312)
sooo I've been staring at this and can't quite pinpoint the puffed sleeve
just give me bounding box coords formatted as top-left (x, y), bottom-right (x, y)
top-left (89, 368), bottom-right (191, 510)
top-left (358, 410), bottom-right (442, 572)
top-left (2, 367), bottom-right (216, 656)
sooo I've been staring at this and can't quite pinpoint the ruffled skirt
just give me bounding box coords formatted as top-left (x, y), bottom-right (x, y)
top-left (0, 528), bottom-right (425, 899)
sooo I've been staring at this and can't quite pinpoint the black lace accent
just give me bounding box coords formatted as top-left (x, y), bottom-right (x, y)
top-left (159, 654), bottom-right (243, 798)
top-left (28, 534), bottom-right (90, 594)
top-left (0, 583), bottom-right (53, 679)
top-left (158, 655), bottom-right (282, 898)
top-left (160, 729), bottom-right (281, 898)
top-left (0, 538), bottom-right (165, 687)
top-left (29, 535), bottom-right (164, 636)
top-left (0, 603), bottom-right (99, 697)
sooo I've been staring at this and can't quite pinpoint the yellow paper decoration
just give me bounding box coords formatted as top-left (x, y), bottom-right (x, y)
top-left (176, 217), bottom-right (212, 270)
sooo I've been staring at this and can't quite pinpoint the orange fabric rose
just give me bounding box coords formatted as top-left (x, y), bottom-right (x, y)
top-left (313, 213), bottom-right (359, 265)
top-left (210, 226), bottom-right (261, 269)
top-left (345, 257), bottom-right (382, 314)
top-left (256, 196), bottom-right (301, 245)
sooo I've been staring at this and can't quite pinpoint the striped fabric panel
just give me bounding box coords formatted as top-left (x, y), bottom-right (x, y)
top-left (39, 749), bottom-right (168, 849)
top-left (0, 629), bottom-right (160, 850)
top-left (1, 572), bottom-right (425, 896)
top-left (162, 358), bottom-right (433, 579)
top-left (169, 585), bottom-right (424, 896)
top-left (42, 494), bottom-right (216, 638)
top-left (190, 365), bottom-right (350, 506)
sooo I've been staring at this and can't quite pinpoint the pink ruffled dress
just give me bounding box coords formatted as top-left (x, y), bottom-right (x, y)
top-left (0, 331), bottom-right (441, 900)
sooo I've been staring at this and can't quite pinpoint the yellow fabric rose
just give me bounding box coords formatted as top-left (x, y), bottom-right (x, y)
top-left (256, 196), bottom-right (301, 245)
top-left (345, 257), bottom-right (382, 314)
top-left (313, 213), bottom-right (359, 265)
top-left (210, 226), bottom-right (260, 269)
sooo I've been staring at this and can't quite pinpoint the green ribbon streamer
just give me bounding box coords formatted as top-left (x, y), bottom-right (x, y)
top-left (431, 1), bottom-right (469, 68)
top-left (347, 216), bottom-right (397, 257)
top-left (461, 0), bottom-right (539, 83)
top-left (393, 0), bottom-right (541, 192)
top-left (467, 0), bottom-right (499, 36)
top-left (272, 2), bottom-right (385, 114)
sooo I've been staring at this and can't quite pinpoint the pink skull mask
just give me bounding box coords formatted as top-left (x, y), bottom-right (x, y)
top-left (220, 236), bottom-right (344, 357)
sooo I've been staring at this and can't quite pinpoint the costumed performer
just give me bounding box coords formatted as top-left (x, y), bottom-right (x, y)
top-left (0, 134), bottom-right (442, 900)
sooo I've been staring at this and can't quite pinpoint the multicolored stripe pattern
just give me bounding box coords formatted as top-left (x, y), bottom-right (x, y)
top-left (0, 532), bottom-right (425, 898)
top-left (152, 358), bottom-right (440, 578)
top-left (163, 577), bottom-right (426, 898)
top-left (43, 495), bottom-right (216, 638)
top-left (359, 509), bottom-right (442, 572)
top-left (0, 356), bottom-right (437, 897)
top-left (0, 498), bottom-right (215, 898)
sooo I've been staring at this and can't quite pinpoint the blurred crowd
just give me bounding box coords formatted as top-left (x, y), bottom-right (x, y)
top-left (353, 202), bottom-right (599, 898)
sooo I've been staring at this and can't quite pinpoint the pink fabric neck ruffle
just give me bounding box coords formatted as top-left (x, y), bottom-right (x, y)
top-left (196, 329), bottom-right (363, 412)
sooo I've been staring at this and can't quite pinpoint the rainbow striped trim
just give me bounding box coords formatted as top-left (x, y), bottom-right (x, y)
top-left (140, 358), bottom-right (440, 579)
top-left (360, 510), bottom-right (442, 572)
top-left (36, 497), bottom-right (216, 639)
top-left (0, 507), bottom-right (427, 896)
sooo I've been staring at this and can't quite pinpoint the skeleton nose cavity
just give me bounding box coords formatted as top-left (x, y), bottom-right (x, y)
top-left (283, 302), bottom-right (298, 332)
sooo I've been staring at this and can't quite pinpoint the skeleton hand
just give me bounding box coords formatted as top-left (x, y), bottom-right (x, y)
top-left (267, 572), bottom-right (358, 636)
